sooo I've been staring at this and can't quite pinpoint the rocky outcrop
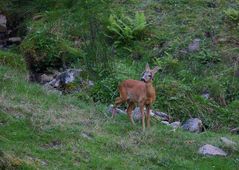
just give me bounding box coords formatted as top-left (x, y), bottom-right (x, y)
top-left (0, 12), bottom-right (22, 49)
top-left (47, 69), bottom-right (82, 88)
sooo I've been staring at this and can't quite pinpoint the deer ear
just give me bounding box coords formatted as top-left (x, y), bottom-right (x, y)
top-left (145, 63), bottom-right (150, 71)
top-left (152, 66), bottom-right (159, 74)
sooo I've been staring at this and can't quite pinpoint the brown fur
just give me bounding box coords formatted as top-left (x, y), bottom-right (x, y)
top-left (112, 64), bottom-right (159, 130)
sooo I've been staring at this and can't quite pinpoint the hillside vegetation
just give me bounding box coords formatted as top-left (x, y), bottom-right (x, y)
top-left (0, 0), bottom-right (239, 169)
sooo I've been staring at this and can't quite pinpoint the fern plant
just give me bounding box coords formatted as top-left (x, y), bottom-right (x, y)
top-left (107, 12), bottom-right (147, 46)
top-left (224, 8), bottom-right (239, 23)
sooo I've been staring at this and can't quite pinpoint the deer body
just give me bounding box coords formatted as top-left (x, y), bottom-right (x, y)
top-left (113, 64), bottom-right (159, 130)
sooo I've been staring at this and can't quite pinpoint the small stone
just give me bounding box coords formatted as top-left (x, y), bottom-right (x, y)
top-left (40, 74), bottom-right (54, 84)
top-left (81, 132), bottom-right (93, 140)
top-left (88, 80), bottom-right (94, 87)
top-left (0, 14), bottom-right (7, 32)
top-left (230, 127), bottom-right (239, 134)
top-left (202, 90), bottom-right (210, 99)
top-left (154, 111), bottom-right (171, 121)
top-left (32, 15), bottom-right (43, 20)
top-left (170, 121), bottom-right (181, 129)
top-left (132, 107), bottom-right (154, 121)
top-left (220, 137), bottom-right (237, 150)
top-left (8, 37), bottom-right (22, 43)
top-left (182, 118), bottom-right (203, 133)
top-left (133, 107), bottom-right (142, 121)
top-left (161, 121), bottom-right (170, 125)
top-left (0, 24), bottom-right (7, 33)
top-left (198, 144), bottom-right (227, 156)
top-left (107, 104), bottom-right (126, 115)
top-left (188, 38), bottom-right (200, 52)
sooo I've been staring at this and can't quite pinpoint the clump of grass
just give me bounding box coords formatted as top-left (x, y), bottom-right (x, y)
top-left (0, 51), bottom-right (26, 71)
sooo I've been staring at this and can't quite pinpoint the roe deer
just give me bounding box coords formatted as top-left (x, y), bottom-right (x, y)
top-left (112, 64), bottom-right (159, 130)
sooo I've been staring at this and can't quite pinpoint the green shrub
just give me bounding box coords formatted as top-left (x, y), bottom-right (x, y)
top-left (21, 30), bottom-right (80, 73)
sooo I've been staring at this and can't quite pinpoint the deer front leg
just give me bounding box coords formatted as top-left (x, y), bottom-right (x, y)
top-left (126, 102), bottom-right (135, 126)
top-left (140, 102), bottom-right (145, 131)
top-left (146, 105), bottom-right (151, 128)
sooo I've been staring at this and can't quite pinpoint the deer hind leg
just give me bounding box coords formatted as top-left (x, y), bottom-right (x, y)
top-left (126, 102), bottom-right (135, 126)
top-left (112, 86), bottom-right (127, 117)
top-left (146, 105), bottom-right (151, 128)
top-left (140, 102), bottom-right (145, 131)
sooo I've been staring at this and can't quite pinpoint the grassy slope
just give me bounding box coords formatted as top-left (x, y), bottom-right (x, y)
top-left (0, 66), bottom-right (239, 169)
top-left (0, 0), bottom-right (239, 169)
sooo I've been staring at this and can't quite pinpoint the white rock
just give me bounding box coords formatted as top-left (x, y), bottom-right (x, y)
top-left (198, 144), bottom-right (227, 156)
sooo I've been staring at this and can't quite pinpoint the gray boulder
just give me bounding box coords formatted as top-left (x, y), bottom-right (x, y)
top-left (198, 144), bottom-right (227, 156)
top-left (182, 118), bottom-right (203, 133)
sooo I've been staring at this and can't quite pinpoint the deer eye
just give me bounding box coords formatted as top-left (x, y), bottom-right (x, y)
top-left (148, 74), bottom-right (152, 78)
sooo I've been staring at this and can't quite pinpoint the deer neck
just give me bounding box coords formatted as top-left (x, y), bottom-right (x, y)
top-left (145, 81), bottom-right (155, 95)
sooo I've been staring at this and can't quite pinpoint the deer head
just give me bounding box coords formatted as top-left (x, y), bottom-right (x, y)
top-left (141, 63), bottom-right (159, 83)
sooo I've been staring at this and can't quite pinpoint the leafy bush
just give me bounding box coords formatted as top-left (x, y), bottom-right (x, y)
top-left (107, 12), bottom-right (147, 47)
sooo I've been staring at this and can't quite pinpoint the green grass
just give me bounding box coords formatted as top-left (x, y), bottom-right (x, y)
top-left (1, 0), bottom-right (239, 169)
top-left (0, 65), bottom-right (239, 169)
